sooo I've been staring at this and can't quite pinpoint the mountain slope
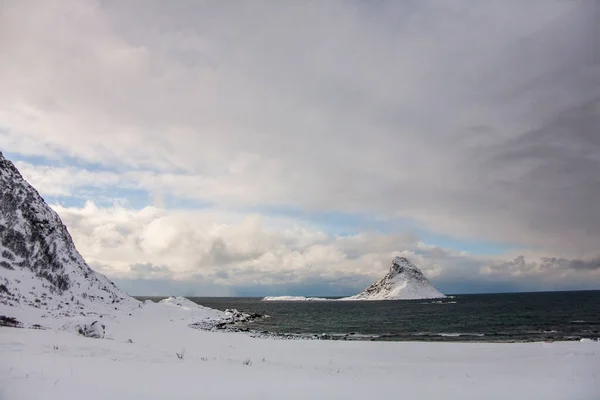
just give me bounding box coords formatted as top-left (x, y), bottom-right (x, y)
top-left (0, 151), bottom-right (137, 316)
top-left (343, 257), bottom-right (445, 300)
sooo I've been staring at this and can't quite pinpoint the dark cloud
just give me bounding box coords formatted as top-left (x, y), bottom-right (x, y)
top-left (541, 257), bottom-right (600, 271)
top-left (129, 262), bottom-right (174, 279)
top-left (473, 99), bottom-right (600, 253)
top-left (202, 237), bottom-right (265, 267)
top-left (482, 255), bottom-right (600, 278)
top-left (213, 270), bottom-right (229, 279)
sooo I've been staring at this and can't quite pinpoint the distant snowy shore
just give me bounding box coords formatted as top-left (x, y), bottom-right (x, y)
top-left (262, 296), bottom-right (331, 301)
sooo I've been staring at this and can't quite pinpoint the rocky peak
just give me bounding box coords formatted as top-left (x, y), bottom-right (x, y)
top-left (390, 257), bottom-right (418, 273)
top-left (0, 151), bottom-right (24, 181)
top-left (0, 151), bottom-right (136, 314)
top-left (344, 256), bottom-right (446, 300)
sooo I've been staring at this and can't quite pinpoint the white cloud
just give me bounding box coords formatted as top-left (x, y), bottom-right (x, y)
top-left (50, 202), bottom-right (600, 295)
top-left (14, 161), bottom-right (123, 197)
top-left (1, 0), bottom-right (599, 286)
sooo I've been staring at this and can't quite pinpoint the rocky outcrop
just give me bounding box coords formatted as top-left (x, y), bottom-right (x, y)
top-left (189, 307), bottom-right (264, 331)
top-left (61, 319), bottom-right (106, 338)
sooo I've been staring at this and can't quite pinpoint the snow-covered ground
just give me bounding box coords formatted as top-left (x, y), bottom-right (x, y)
top-left (1, 299), bottom-right (599, 400)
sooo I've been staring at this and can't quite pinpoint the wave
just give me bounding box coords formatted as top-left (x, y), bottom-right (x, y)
top-left (420, 300), bottom-right (458, 304)
top-left (413, 332), bottom-right (485, 337)
top-left (439, 333), bottom-right (485, 337)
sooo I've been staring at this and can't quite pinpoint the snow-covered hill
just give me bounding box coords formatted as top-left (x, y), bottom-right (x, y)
top-left (342, 257), bottom-right (445, 300)
top-left (0, 151), bottom-right (137, 317)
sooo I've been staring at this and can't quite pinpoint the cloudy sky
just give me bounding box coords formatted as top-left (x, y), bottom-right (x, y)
top-left (1, 0), bottom-right (599, 296)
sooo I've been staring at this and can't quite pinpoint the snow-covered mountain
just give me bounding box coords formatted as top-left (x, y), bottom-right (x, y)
top-left (342, 257), bottom-right (445, 300)
top-left (263, 257), bottom-right (445, 302)
top-left (0, 151), bottom-right (137, 316)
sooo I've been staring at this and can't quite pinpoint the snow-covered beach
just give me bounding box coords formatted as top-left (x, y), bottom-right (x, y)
top-left (2, 297), bottom-right (599, 400)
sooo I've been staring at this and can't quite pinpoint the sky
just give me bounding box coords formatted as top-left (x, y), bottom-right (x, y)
top-left (1, 0), bottom-right (599, 296)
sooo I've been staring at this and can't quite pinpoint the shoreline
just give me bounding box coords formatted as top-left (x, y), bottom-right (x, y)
top-left (195, 323), bottom-right (600, 344)
top-left (133, 295), bottom-right (600, 344)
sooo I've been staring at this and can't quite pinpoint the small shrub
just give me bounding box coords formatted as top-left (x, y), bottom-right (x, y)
top-left (176, 348), bottom-right (185, 360)
top-left (242, 358), bottom-right (252, 366)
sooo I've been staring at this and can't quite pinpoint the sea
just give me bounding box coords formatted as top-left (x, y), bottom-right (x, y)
top-left (136, 290), bottom-right (600, 342)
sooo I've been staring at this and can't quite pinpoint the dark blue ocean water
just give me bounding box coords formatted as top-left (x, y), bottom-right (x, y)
top-left (136, 291), bottom-right (600, 342)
